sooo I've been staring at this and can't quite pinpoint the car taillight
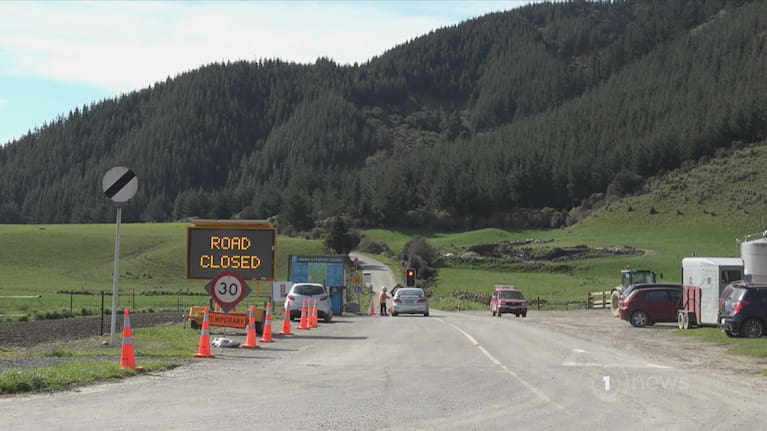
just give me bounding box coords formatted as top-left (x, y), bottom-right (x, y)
top-left (320, 295), bottom-right (328, 301)
top-left (417, 298), bottom-right (426, 303)
top-left (732, 300), bottom-right (749, 314)
top-left (393, 298), bottom-right (401, 303)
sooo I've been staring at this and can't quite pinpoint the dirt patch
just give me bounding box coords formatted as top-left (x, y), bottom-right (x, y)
top-left (0, 312), bottom-right (185, 348)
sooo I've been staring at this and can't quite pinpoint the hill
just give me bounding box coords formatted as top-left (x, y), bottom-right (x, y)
top-left (0, 0), bottom-right (764, 232)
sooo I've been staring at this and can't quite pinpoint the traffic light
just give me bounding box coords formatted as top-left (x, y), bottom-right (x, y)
top-left (406, 267), bottom-right (416, 287)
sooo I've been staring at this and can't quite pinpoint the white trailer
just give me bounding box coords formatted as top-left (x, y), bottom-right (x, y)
top-left (678, 257), bottom-right (743, 329)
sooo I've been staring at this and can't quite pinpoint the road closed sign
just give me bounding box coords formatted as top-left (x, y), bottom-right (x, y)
top-left (186, 220), bottom-right (276, 280)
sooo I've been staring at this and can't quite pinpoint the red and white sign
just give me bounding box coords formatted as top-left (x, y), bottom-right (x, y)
top-left (206, 271), bottom-right (251, 312)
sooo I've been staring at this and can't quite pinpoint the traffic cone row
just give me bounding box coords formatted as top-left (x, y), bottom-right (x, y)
top-left (260, 302), bottom-right (274, 343)
top-left (119, 308), bottom-right (144, 371)
top-left (279, 308), bottom-right (294, 335)
top-left (240, 304), bottom-right (260, 349)
top-left (191, 297), bottom-right (332, 356)
top-left (194, 307), bottom-right (215, 358)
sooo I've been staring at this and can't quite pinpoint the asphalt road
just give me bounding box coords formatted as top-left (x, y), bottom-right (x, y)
top-left (2, 256), bottom-right (764, 429)
top-left (2, 309), bottom-right (764, 430)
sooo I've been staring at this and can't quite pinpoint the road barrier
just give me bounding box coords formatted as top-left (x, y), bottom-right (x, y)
top-left (587, 291), bottom-right (611, 309)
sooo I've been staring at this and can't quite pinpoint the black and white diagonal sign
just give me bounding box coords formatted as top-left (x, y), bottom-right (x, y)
top-left (102, 166), bottom-right (138, 203)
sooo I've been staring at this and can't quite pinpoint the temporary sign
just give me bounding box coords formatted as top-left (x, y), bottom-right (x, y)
top-left (187, 220), bottom-right (277, 280)
top-left (207, 311), bottom-right (248, 329)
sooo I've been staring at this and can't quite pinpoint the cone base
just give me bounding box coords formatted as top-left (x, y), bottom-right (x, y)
top-left (239, 344), bottom-right (260, 349)
top-left (194, 352), bottom-right (216, 357)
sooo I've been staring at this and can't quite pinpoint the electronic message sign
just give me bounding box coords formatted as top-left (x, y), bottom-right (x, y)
top-left (186, 221), bottom-right (276, 280)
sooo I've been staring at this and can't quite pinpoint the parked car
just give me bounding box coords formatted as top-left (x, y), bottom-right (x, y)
top-left (619, 285), bottom-right (681, 327)
top-left (490, 286), bottom-right (528, 317)
top-left (284, 283), bottom-right (333, 323)
top-left (391, 287), bottom-right (429, 317)
top-left (719, 281), bottom-right (767, 338)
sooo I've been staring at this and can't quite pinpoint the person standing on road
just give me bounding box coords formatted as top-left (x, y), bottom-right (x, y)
top-left (379, 287), bottom-right (389, 316)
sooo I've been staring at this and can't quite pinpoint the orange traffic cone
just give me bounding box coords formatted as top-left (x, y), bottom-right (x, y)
top-left (298, 298), bottom-right (310, 330)
top-left (369, 298), bottom-right (376, 316)
top-left (194, 307), bottom-right (216, 358)
top-left (260, 303), bottom-right (274, 342)
top-left (240, 304), bottom-right (260, 349)
top-left (279, 307), bottom-right (293, 335)
top-left (311, 298), bottom-right (319, 328)
top-left (119, 308), bottom-right (144, 371)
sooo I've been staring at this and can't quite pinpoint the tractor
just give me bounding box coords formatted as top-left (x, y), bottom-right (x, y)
top-left (610, 268), bottom-right (657, 316)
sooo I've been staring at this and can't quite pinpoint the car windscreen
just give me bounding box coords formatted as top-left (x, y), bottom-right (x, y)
top-left (498, 290), bottom-right (523, 299)
top-left (293, 285), bottom-right (325, 295)
top-left (397, 289), bottom-right (423, 297)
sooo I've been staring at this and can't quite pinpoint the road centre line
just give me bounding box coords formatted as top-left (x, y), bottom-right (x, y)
top-left (436, 318), bottom-right (565, 411)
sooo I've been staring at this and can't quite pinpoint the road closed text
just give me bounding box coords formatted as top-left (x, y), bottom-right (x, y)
top-left (199, 254), bottom-right (262, 270)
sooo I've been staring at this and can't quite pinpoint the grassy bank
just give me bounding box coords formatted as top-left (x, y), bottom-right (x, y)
top-left (0, 322), bottom-right (198, 394)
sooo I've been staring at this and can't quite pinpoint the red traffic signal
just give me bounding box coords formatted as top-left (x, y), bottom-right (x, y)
top-left (406, 268), bottom-right (416, 287)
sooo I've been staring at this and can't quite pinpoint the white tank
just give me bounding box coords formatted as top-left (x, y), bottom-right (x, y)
top-left (740, 237), bottom-right (767, 282)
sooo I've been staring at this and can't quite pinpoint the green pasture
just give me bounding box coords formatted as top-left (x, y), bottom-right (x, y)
top-left (0, 223), bottom-right (324, 318)
top-left (1, 205), bottom-right (766, 318)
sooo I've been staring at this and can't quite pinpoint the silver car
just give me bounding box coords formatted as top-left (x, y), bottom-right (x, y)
top-left (284, 283), bottom-right (333, 322)
top-left (392, 287), bottom-right (429, 317)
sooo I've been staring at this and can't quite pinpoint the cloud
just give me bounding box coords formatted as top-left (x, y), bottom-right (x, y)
top-left (0, 97), bottom-right (7, 105)
top-left (0, 1), bottom-right (523, 95)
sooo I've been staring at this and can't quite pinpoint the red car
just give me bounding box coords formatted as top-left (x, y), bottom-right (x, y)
top-left (490, 286), bottom-right (528, 317)
top-left (619, 285), bottom-right (682, 327)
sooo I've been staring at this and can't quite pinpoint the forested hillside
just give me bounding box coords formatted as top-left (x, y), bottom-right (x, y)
top-left (0, 0), bottom-right (764, 230)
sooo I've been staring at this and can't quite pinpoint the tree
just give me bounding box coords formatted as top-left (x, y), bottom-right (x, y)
top-left (323, 216), bottom-right (360, 254)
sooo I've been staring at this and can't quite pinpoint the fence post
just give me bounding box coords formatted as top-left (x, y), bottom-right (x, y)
top-left (537, 296), bottom-right (541, 311)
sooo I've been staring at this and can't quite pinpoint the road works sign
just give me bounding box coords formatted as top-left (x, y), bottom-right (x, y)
top-left (186, 220), bottom-right (277, 280)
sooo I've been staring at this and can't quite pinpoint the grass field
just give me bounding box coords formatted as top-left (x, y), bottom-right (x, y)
top-left (1, 216), bottom-right (765, 317)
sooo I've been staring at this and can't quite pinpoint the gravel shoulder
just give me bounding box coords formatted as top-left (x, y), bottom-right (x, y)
top-left (526, 308), bottom-right (767, 377)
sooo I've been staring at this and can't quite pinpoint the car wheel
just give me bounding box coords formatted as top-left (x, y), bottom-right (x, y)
top-left (630, 311), bottom-right (648, 327)
top-left (392, 311), bottom-right (398, 317)
top-left (522, 313), bottom-right (527, 318)
top-left (324, 313), bottom-right (333, 323)
top-left (515, 314), bottom-right (519, 317)
top-left (424, 312), bottom-right (429, 317)
top-left (677, 311), bottom-right (689, 330)
top-left (723, 329), bottom-right (737, 338)
top-left (741, 318), bottom-right (764, 338)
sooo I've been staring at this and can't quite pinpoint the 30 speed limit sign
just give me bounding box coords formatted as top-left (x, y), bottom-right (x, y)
top-left (206, 271), bottom-right (251, 312)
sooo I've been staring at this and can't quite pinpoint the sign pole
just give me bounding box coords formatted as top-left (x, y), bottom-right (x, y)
top-left (109, 204), bottom-right (122, 345)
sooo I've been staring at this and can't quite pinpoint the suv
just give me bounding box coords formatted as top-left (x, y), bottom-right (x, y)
top-left (719, 281), bottom-right (767, 338)
top-left (619, 285), bottom-right (681, 327)
top-left (284, 283), bottom-right (333, 323)
top-left (490, 286), bottom-right (527, 317)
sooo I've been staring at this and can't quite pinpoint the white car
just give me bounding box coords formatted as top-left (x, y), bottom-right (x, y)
top-left (391, 287), bottom-right (429, 317)
top-left (284, 283), bottom-right (333, 323)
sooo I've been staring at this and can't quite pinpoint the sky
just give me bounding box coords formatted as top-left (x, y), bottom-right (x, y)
top-left (0, 1), bottom-right (541, 146)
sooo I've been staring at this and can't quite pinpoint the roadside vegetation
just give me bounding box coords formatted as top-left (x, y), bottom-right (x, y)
top-left (0, 323), bottom-right (197, 394)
